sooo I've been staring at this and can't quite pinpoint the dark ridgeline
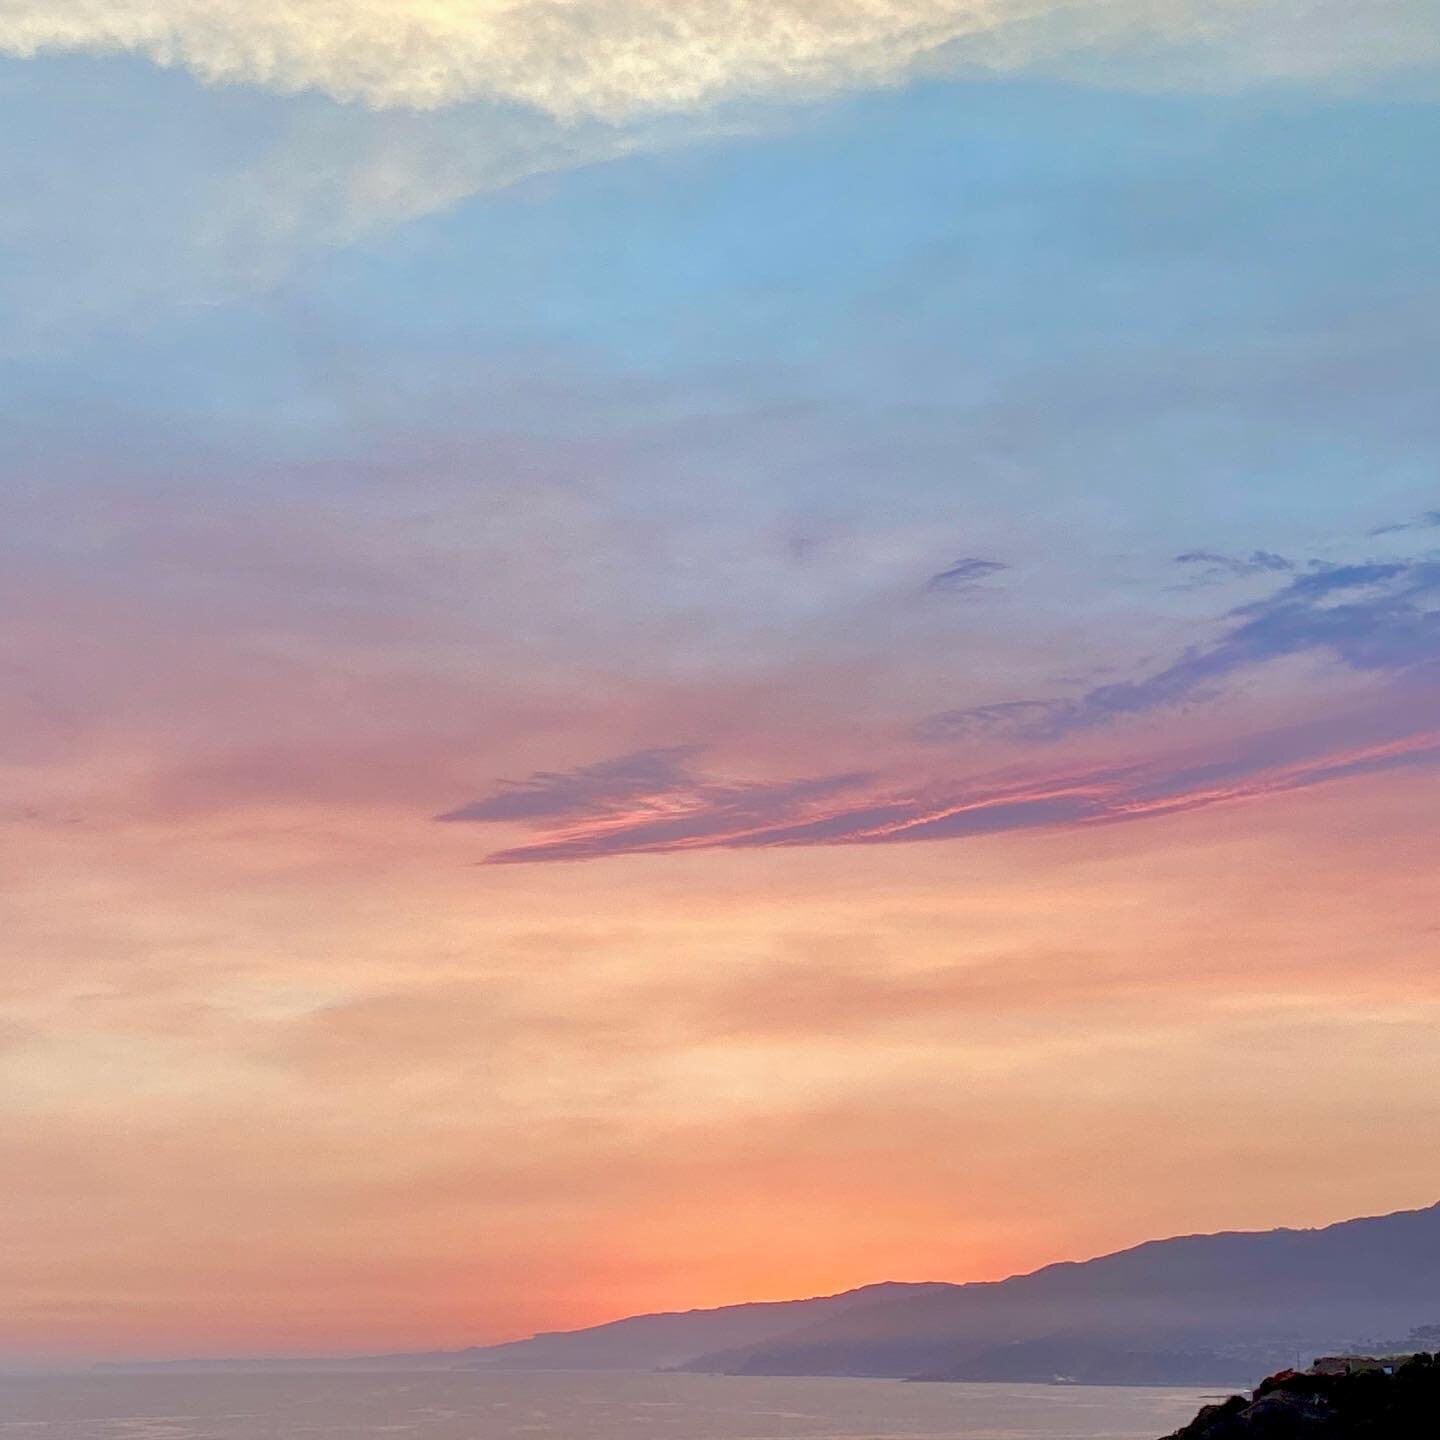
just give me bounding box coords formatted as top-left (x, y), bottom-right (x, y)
top-left (97, 1201), bottom-right (1440, 1386)
top-left (1163, 1353), bottom-right (1440, 1438)
top-left (680, 1202), bottom-right (1440, 1385)
top-left (461, 1281), bottom-right (954, 1372)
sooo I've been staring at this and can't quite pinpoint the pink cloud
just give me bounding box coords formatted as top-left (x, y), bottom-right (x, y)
top-left (462, 709), bottom-right (1440, 863)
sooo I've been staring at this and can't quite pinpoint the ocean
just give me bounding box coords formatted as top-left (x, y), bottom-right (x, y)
top-left (0, 1371), bottom-right (1220, 1440)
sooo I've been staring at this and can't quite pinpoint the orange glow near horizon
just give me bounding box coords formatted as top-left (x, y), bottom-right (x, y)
top-left (5, 761), bottom-right (1438, 1362)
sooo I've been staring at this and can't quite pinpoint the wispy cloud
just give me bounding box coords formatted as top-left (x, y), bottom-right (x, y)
top-left (0, 66), bottom-right (722, 331)
top-left (1173, 549), bottom-right (1294, 585)
top-left (438, 746), bottom-right (707, 823)
top-left (925, 556), bottom-right (1009, 594)
top-left (440, 751), bottom-right (876, 853)
top-left (920, 558), bottom-right (1440, 742)
top-left (466, 713), bottom-right (1440, 863)
top-left (1369, 509), bottom-right (1440, 537)
top-left (442, 553), bottom-right (1440, 863)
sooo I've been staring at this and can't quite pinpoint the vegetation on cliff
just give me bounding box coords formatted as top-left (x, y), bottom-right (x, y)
top-left (1166, 1354), bottom-right (1439, 1438)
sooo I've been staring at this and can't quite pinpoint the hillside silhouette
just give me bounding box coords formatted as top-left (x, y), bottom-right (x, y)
top-left (682, 1202), bottom-right (1440, 1383)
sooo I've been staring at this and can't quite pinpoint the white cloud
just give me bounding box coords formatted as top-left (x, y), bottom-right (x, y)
top-left (190, 104), bottom-right (705, 289)
top-left (2, 0), bottom-right (1435, 120)
top-left (0, 68), bottom-right (728, 340)
top-left (2, 0), bottom-right (1432, 332)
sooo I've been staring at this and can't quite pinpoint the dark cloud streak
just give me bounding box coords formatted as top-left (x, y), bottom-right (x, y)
top-left (441, 751), bottom-right (877, 852)
top-left (438, 746), bottom-right (705, 823)
top-left (925, 556), bottom-right (1009, 593)
top-left (921, 559), bottom-right (1440, 742)
top-left (1369, 510), bottom-right (1440, 537)
top-left (475, 713), bottom-right (1440, 864)
top-left (1173, 549), bottom-right (1294, 585)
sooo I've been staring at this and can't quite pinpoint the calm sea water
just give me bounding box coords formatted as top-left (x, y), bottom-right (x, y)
top-left (0, 1371), bottom-right (1220, 1440)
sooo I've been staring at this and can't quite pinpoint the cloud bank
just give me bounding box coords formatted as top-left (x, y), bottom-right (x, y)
top-left (4, 0), bottom-right (1437, 118)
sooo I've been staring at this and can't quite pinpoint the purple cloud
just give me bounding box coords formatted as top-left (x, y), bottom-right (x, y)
top-left (440, 750), bottom-right (877, 850)
top-left (1173, 549), bottom-right (1294, 585)
top-left (920, 559), bottom-right (1440, 742)
top-left (437, 552), bottom-right (1440, 865)
top-left (1369, 510), bottom-right (1440, 537)
top-left (473, 708), bottom-right (1440, 864)
top-left (438, 746), bottom-right (706, 823)
top-left (925, 557), bottom-right (1009, 594)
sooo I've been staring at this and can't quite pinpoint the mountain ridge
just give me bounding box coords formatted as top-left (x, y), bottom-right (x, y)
top-left (682, 1201), bottom-right (1440, 1384)
top-left (95, 1201), bottom-right (1440, 1383)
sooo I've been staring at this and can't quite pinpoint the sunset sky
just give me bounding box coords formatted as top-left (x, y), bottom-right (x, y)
top-left (3, 0), bottom-right (1439, 1368)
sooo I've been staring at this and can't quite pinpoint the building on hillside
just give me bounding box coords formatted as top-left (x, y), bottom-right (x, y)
top-left (1311, 1354), bottom-right (1420, 1377)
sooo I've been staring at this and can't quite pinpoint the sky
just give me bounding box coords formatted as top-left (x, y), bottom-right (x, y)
top-left (2, 0), bottom-right (1439, 1367)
